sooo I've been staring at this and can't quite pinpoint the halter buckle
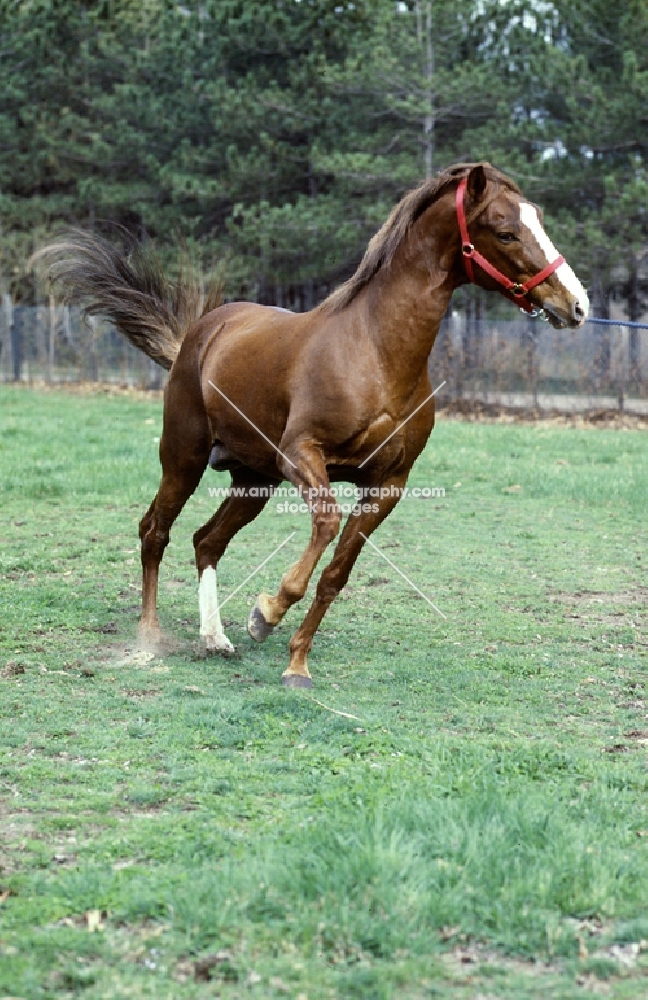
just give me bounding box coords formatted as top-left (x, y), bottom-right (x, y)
top-left (462, 243), bottom-right (475, 257)
top-left (511, 283), bottom-right (525, 297)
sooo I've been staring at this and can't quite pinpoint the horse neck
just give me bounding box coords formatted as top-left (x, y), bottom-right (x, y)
top-left (364, 199), bottom-right (458, 389)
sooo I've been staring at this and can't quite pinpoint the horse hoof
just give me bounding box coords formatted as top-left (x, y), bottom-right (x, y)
top-left (247, 601), bottom-right (274, 643)
top-left (204, 635), bottom-right (235, 657)
top-left (281, 674), bottom-right (313, 689)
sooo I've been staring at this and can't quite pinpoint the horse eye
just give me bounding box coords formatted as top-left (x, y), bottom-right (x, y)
top-left (497, 232), bottom-right (517, 244)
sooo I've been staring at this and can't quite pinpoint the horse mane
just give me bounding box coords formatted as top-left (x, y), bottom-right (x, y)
top-left (322, 162), bottom-right (521, 314)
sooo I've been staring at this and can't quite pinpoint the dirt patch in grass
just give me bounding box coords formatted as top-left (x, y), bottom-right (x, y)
top-left (547, 589), bottom-right (648, 631)
top-left (440, 938), bottom-right (648, 994)
top-left (440, 941), bottom-right (561, 979)
top-left (8, 380), bottom-right (164, 400)
top-left (121, 688), bottom-right (162, 699)
top-left (549, 588), bottom-right (648, 606)
top-left (439, 400), bottom-right (648, 429)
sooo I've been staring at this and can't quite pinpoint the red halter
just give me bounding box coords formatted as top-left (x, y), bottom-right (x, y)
top-left (455, 176), bottom-right (564, 315)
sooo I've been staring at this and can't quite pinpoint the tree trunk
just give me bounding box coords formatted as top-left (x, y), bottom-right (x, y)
top-left (417, 1), bottom-right (435, 179)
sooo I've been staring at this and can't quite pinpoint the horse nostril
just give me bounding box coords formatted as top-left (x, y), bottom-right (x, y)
top-left (573, 301), bottom-right (585, 322)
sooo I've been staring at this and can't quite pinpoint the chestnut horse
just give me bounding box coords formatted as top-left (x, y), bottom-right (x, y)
top-left (39, 163), bottom-right (589, 687)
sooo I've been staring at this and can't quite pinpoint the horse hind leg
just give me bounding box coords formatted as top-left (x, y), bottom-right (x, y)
top-left (139, 401), bottom-right (210, 639)
top-left (139, 460), bottom-right (206, 640)
top-left (138, 496), bottom-right (158, 633)
top-left (136, 332), bottom-right (225, 645)
top-left (193, 472), bottom-right (275, 654)
top-left (197, 565), bottom-right (232, 656)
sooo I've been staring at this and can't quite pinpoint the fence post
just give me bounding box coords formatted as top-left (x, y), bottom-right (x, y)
top-left (63, 306), bottom-right (72, 343)
top-left (87, 315), bottom-right (99, 381)
top-left (2, 293), bottom-right (11, 380)
top-left (595, 325), bottom-right (611, 389)
top-left (629, 326), bottom-right (640, 393)
top-left (6, 296), bottom-right (22, 382)
top-left (148, 358), bottom-right (162, 390)
top-left (618, 324), bottom-right (626, 414)
top-left (474, 292), bottom-right (483, 395)
top-left (526, 315), bottom-right (538, 410)
top-left (47, 293), bottom-right (56, 384)
top-left (451, 309), bottom-right (462, 402)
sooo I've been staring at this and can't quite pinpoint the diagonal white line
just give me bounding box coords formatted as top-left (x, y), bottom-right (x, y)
top-left (359, 532), bottom-right (446, 618)
top-left (358, 381), bottom-right (446, 469)
top-left (208, 380), bottom-right (297, 469)
top-left (209, 532), bottom-right (296, 622)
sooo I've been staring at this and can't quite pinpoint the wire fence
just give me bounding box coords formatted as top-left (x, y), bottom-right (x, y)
top-left (0, 298), bottom-right (163, 390)
top-left (1, 299), bottom-right (647, 414)
top-left (431, 312), bottom-right (648, 414)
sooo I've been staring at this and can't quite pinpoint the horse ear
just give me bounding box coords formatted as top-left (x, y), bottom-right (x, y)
top-left (466, 164), bottom-right (488, 204)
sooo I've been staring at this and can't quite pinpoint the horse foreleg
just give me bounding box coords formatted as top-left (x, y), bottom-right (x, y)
top-left (247, 445), bottom-right (342, 677)
top-left (283, 476), bottom-right (408, 684)
top-left (193, 472), bottom-right (275, 654)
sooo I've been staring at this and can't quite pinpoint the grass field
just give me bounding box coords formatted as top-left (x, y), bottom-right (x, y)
top-left (1, 384), bottom-right (647, 999)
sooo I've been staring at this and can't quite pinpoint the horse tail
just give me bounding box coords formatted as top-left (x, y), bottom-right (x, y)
top-left (32, 230), bottom-right (221, 371)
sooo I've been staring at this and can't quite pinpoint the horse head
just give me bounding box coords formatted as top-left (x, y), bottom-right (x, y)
top-left (456, 164), bottom-right (589, 329)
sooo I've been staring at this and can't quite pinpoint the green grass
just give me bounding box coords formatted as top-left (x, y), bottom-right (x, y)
top-left (1, 384), bottom-right (647, 999)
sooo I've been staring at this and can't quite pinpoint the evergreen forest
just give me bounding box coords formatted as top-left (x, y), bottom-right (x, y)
top-left (2, 0), bottom-right (648, 317)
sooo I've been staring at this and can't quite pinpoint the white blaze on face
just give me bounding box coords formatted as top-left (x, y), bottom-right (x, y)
top-left (199, 565), bottom-right (234, 654)
top-left (519, 203), bottom-right (589, 316)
